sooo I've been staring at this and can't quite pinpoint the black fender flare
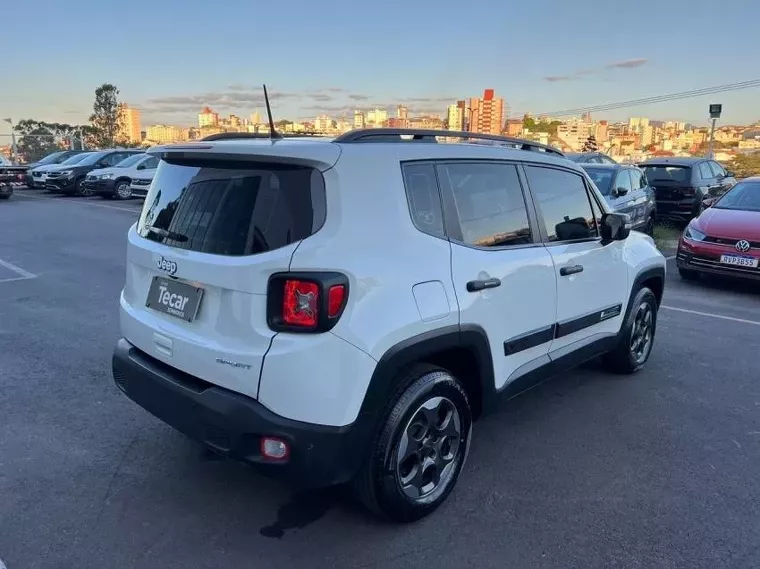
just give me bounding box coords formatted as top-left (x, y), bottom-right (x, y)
top-left (625, 265), bottom-right (665, 318)
top-left (354, 324), bottom-right (495, 433)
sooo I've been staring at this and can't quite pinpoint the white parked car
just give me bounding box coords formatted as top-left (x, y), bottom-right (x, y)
top-left (112, 128), bottom-right (666, 522)
top-left (84, 153), bottom-right (160, 200)
top-left (128, 166), bottom-right (158, 198)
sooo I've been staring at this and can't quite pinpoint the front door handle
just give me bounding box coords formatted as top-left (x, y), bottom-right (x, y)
top-left (560, 265), bottom-right (584, 276)
top-left (466, 278), bottom-right (502, 292)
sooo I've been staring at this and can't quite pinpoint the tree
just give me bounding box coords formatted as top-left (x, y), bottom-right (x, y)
top-left (728, 152), bottom-right (760, 179)
top-left (582, 135), bottom-right (599, 152)
top-left (14, 120), bottom-right (89, 162)
top-left (89, 83), bottom-right (127, 148)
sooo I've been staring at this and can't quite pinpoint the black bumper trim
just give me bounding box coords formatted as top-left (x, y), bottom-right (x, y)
top-left (677, 251), bottom-right (760, 281)
top-left (112, 339), bottom-right (366, 487)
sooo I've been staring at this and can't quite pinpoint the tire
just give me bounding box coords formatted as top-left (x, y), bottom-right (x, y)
top-left (114, 180), bottom-right (132, 200)
top-left (679, 268), bottom-right (700, 281)
top-left (74, 178), bottom-right (90, 197)
top-left (0, 194), bottom-right (10, 200)
top-left (643, 215), bottom-right (655, 236)
top-left (604, 287), bottom-right (658, 374)
top-left (352, 365), bottom-right (472, 522)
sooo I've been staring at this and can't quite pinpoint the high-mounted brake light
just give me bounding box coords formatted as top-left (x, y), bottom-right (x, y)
top-left (267, 272), bottom-right (349, 333)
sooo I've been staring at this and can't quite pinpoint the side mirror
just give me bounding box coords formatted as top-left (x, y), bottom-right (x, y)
top-left (614, 186), bottom-right (629, 197)
top-left (725, 170), bottom-right (735, 178)
top-left (600, 212), bottom-right (631, 245)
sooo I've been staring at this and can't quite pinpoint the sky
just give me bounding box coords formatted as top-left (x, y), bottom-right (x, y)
top-left (2, 0), bottom-right (759, 136)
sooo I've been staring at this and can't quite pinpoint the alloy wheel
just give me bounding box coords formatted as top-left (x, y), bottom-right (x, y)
top-left (78, 180), bottom-right (92, 196)
top-left (116, 182), bottom-right (132, 199)
top-left (630, 301), bottom-right (654, 364)
top-left (395, 396), bottom-right (462, 502)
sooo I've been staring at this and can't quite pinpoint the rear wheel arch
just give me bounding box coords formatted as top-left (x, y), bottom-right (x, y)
top-left (359, 325), bottom-right (494, 424)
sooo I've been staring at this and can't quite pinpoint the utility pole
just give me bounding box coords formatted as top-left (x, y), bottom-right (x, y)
top-left (2, 118), bottom-right (16, 163)
top-left (706, 103), bottom-right (722, 159)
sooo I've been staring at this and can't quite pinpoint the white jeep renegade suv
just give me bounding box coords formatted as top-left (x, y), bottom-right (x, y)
top-left (112, 128), bottom-right (666, 522)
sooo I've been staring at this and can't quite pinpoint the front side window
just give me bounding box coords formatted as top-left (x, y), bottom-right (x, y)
top-left (525, 165), bottom-right (598, 242)
top-left (698, 162), bottom-right (713, 180)
top-left (583, 166), bottom-right (614, 196)
top-left (709, 161), bottom-right (726, 178)
top-left (437, 162), bottom-right (532, 247)
top-left (630, 169), bottom-right (646, 189)
top-left (138, 159), bottom-right (325, 256)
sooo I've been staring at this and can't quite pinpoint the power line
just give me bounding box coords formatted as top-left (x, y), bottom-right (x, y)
top-left (514, 79), bottom-right (760, 119)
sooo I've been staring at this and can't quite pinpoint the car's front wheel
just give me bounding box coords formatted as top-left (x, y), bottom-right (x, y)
top-left (75, 178), bottom-right (90, 196)
top-left (114, 180), bottom-right (132, 200)
top-left (353, 365), bottom-right (472, 522)
top-left (604, 287), bottom-right (658, 374)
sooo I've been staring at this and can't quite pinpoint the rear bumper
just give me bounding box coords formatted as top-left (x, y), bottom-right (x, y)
top-left (655, 198), bottom-right (697, 220)
top-left (677, 239), bottom-right (760, 281)
top-left (112, 338), bottom-right (366, 488)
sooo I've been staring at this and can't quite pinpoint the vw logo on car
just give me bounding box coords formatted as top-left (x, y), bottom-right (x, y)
top-left (735, 240), bottom-right (751, 253)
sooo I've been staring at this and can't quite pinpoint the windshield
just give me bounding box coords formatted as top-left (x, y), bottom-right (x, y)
top-left (60, 153), bottom-right (92, 166)
top-left (583, 167), bottom-right (614, 195)
top-left (36, 151), bottom-right (66, 166)
top-left (640, 165), bottom-right (691, 183)
top-left (77, 152), bottom-right (107, 166)
top-left (713, 181), bottom-right (760, 212)
top-left (115, 154), bottom-right (147, 168)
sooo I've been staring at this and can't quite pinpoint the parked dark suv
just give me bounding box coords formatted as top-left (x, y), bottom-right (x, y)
top-left (25, 150), bottom-right (86, 187)
top-left (581, 163), bottom-right (657, 235)
top-left (638, 157), bottom-right (737, 221)
top-left (566, 151), bottom-right (617, 165)
top-left (45, 149), bottom-right (144, 196)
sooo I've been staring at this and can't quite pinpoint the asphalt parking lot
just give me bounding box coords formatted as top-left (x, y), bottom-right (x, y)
top-left (1, 189), bottom-right (760, 569)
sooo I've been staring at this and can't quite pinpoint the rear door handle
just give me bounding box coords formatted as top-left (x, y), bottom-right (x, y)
top-left (560, 265), bottom-right (584, 276)
top-left (466, 278), bottom-right (501, 292)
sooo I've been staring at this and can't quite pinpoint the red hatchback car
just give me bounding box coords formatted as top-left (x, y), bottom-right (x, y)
top-left (677, 177), bottom-right (760, 281)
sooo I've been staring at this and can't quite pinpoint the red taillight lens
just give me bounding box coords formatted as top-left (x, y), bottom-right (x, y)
top-left (327, 285), bottom-right (346, 318)
top-left (268, 272), bottom-right (349, 333)
top-left (283, 279), bottom-right (319, 328)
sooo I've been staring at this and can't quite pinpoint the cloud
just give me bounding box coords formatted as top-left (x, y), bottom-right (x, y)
top-left (543, 58), bottom-right (649, 81)
top-left (606, 58), bottom-right (648, 69)
top-left (309, 92), bottom-right (334, 102)
top-left (348, 93), bottom-right (370, 101)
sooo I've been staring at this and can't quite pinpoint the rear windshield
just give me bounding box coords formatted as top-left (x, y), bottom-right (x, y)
top-left (583, 167), bottom-right (614, 195)
top-left (137, 159), bottom-right (326, 256)
top-left (640, 165), bottom-right (691, 183)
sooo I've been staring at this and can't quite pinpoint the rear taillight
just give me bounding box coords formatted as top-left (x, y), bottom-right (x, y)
top-left (267, 272), bottom-right (349, 333)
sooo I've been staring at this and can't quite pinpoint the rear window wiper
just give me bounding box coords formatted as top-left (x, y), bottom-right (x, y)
top-left (145, 225), bottom-right (189, 242)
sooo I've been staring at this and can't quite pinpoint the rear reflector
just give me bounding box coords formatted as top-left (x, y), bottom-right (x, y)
top-left (261, 437), bottom-right (289, 461)
top-left (328, 285), bottom-right (346, 318)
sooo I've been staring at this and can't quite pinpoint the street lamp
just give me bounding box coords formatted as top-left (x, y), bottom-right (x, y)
top-left (2, 118), bottom-right (16, 163)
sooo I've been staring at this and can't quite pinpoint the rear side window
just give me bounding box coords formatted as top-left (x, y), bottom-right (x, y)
top-left (698, 162), bottom-right (713, 180)
top-left (525, 165), bottom-right (598, 242)
top-left (630, 169), bottom-right (646, 189)
top-left (138, 160), bottom-right (326, 256)
top-left (437, 162), bottom-right (532, 247)
top-left (402, 163), bottom-right (444, 238)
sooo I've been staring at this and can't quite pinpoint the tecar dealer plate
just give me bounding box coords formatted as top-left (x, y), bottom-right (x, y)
top-left (146, 276), bottom-right (204, 322)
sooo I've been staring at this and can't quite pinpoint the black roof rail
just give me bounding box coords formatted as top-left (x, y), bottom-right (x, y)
top-left (200, 132), bottom-right (328, 141)
top-left (333, 128), bottom-right (565, 156)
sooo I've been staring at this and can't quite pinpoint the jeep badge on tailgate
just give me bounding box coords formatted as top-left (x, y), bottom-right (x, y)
top-left (157, 256), bottom-right (177, 276)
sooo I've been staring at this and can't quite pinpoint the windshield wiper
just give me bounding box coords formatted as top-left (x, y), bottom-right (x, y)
top-left (145, 225), bottom-right (189, 242)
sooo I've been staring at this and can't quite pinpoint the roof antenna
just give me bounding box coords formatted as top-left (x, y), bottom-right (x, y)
top-left (263, 84), bottom-right (282, 140)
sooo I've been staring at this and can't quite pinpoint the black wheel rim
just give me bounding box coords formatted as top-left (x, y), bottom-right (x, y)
top-left (630, 301), bottom-right (654, 364)
top-left (79, 180), bottom-right (91, 196)
top-left (395, 396), bottom-right (461, 502)
top-left (116, 182), bottom-right (131, 199)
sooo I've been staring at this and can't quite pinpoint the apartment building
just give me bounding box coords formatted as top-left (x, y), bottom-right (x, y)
top-left (468, 89), bottom-right (504, 135)
top-left (198, 107), bottom-right (219, 128)
top-left (118, 104), bottom-right (142, 144)
top-left (146, 124), bottom-right (188, 144)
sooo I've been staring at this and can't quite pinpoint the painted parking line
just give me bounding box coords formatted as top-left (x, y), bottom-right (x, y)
top-left (13, 192), bottom-right (141, 213)
top-left (0, 257), bottom-right (37, 283)
top-left (662, 305), bottom-right (760, 327)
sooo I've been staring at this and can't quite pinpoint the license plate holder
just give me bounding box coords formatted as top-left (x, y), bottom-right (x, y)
top-left (146, 276), bottom-right (204, 322)
top-left (719, 254), bottom-right (758, 268)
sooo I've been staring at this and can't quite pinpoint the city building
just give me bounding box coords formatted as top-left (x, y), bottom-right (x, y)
top-left (314, 115), bottom-right (333, 133)
top-left (118, 104), bottom-right (142, 144)
top-left (198, 107), bottom-right (219, 128)
top-left (397, 105), bottom-right (408, 120)
top-left (505, 119), bottom-right (522, 137)
top-left (557, 119), bottom-right (592, 151)
top-left (468, 89), bottom-right (504, 135)
top-left (354, 110), bottom-right (365, 129)
top-left (146, 124), bottom-right (188, 144)
top-left (629, 117), bottom-right (650, 130)
top-left (367, 108), bottom-right (388, 128)
top-left (250, 112), bottom-right (261, 125)
top-left (446, 103), bottom-right (464, 131)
